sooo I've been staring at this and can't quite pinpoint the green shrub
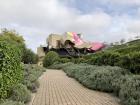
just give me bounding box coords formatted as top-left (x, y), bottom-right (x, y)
top-left (23, 80), bottom-right (39, 93)
top-left (114, 45), bottom-right (140, 55)
top-left (63, 64), bottom-right (128, 92)
top-left (0, 29), bottom-right (27, 64)
top-left (55, 63), bottom-right (140, 105)
top-left (129, 52), bottom-right (140, 73)
top-left (0, 41), bottom-right (23, 99)
top-left (88, 66), bottom-right (128, 92)
top-left (88, 52), bottom-right (120, 66)
top-left (0, 100), bottom-right (24, 105)
top-left (116, 52), bottom-right (140, 73)
top-left (58, 58), bottom-right (70, 63)
top-left (116, 54), bottom-right (131, 70)
top-left (48, 62), bottom-right (73, 70)
top-left (43, 51), bottom-right (59, 67)
top-left (10, 84), bottom-right (31, 103)
top-left (22, 64), bottom-right (44, 92)
top-left (70, 58), bottom-right (85, 64)
top-left (87, 51), bottom-right (140, 74)
top-left (119, 75), bottom-right (140, 105)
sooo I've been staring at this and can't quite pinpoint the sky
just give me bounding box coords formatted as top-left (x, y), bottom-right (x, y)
top-left (0, 0), bottom-right (140, 52)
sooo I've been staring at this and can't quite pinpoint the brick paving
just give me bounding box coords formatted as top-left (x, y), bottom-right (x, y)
top-left (29, 70), bottom-right (121, 105)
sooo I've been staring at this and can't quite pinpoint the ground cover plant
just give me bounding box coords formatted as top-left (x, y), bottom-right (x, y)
top-left (0, 100), bottom-right (24, 105)
top-left (22, 64), bottom-right (46, 92)
top-left (0, 64), bottom-right (46, 105)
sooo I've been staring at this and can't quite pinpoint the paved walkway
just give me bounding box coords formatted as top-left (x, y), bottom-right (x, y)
top-left (29, 70), bottom-right (121, 105)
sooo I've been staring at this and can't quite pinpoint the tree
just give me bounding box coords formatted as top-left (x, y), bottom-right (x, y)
top-left (0, 28), bottom-right (37, 64)
top-left (0, 28), bottom-right (26, 56)
top-left (0, 28), bottom-right (25, 45)
top-left (22, 48), bottom-right (38, 64)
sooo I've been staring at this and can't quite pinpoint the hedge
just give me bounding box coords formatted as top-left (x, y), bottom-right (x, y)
top-left (87, 51), bottom-right (140, 73)
top-left (0, 41), bottom-right (23, 99)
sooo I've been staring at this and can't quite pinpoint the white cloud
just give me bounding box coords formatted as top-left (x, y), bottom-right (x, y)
top-left (101, 0), bottom-right (140, 5)
top-left (0, 0), bottom-right (113, 52)
top-left (0, 0), bottom-right (140, 52)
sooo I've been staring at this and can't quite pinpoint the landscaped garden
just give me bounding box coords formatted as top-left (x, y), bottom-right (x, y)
top-left (0, 29), bottom-right (46, 105)
top-left (0, 28), bottom-right (140, 105)
top-left (47, 39), bottom-right (140, 105)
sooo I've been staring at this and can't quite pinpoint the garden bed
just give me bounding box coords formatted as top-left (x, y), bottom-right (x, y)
top-left (49, 63), bottom-right (140, 105)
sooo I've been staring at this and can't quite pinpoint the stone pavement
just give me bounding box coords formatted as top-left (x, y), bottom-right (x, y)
top-left (29, 70), bottom-right (121, 105)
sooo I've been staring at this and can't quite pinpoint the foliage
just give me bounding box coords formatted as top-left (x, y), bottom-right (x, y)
top-left (83, 39), bottom-right (140, 74)
top-left (119, 75), bottom-right (140, 105)
top-left (58, 58), bottom-right (70, 63)
top-left (22, 48), bottom-right (38, 64)
top-left (70, 57), bottom-right (86, 64)
top-left (63, 63), bottom-right (129, 92)
top-left (89, 52), bottom-right (120, 66)
top-left (0, 41), bottom-right (23, 99)
top-left (0, 29), bottom-right (24, 44)
top-left (0, 100), bottom-right (24, 105)
top-left (87, 51), bottom-right (140, 73)
top-left (10, 84), bottom-right (31, 103)
top-left (0, 28), bottom-right (37, 64)
top-left (0, 29), bottom-right (25, 55)
top-left (129, 52), bottom-right (140, 73)
top-left (43, 51), bottom-right (59, 67)
top-left (48, 62), bottom-right (73, 69)
top-left (51, 63), bottom-right (140, 105)
top-left (22, 64), bottom-right (45, 92)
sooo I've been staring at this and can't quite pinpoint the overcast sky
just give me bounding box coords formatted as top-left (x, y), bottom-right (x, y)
top-left (0, 0), bottom-right (140, 52)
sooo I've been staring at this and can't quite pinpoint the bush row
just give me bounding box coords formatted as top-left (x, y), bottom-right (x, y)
top-left (51, 63), bottom-right (140, 105)
top-left (86, 51), bottom-right (140, 73)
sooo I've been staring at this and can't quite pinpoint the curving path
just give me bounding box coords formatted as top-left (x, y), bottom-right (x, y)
top-left (29, 70), bottom-right (121, 105)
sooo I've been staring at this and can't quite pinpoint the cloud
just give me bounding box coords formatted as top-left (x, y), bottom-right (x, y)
top-left (0, 0), bottom-right (140, 52)
top-left (100, 0), bottom-right (140, 5)
top-left (0, 0), bottom-right (112, 52)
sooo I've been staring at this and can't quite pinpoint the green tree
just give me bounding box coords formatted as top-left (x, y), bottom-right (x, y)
top-left (0, 28), bottom-right (26, 56)
top-left (22, 48), bottom-right (38, 64)
top-left (0, 28), bottom-right (37, 64)
top-left (0, 28), bottom-right (25, 46)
